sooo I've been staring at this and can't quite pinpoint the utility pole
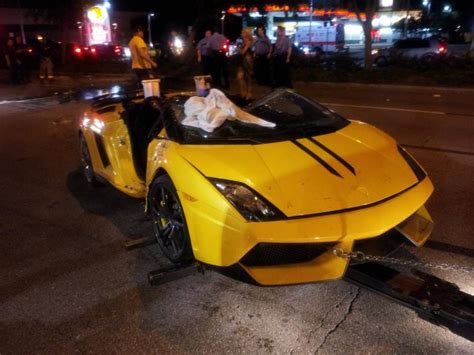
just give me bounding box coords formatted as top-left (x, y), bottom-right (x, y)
top-left (221, 11), bottom-right (226, 35)
top-left (404, 0), bottom-right (410, 38)
top-left (17, 0), bottom-right (26, 44)
top-left (309, 0), bottom-right (313, 46)
top-left (148, 13), bottom-right (154, 47)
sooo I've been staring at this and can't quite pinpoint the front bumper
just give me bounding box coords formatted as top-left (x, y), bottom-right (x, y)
top-left (183, 177), bottom-right (434, 286)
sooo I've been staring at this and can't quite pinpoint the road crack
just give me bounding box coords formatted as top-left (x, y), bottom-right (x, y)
top-left (289, 289), bottom-right (357, 355)
top-left (314, 287), bottom-right (360, 354)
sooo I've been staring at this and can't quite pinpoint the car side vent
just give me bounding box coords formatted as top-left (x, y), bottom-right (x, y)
top-left (240, 243), bottom-right (336, 267)
top-left (96, 105), bottom-right (116, 115)
top-left (94, 132), bottom-right (110, 168)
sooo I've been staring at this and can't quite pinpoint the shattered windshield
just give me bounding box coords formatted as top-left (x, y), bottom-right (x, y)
top-left (167, 89), bottom-right (349, 144)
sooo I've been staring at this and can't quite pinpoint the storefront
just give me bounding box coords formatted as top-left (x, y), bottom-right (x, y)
top-left (227, 4), bottom-right (422, 50)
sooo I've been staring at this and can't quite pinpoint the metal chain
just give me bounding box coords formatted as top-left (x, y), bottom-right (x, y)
top-left (333, 248), bottom-right (474, 273)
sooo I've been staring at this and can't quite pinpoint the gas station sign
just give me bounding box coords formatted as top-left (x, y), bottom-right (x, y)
top-left (85, 5), bottom-right (112, 45)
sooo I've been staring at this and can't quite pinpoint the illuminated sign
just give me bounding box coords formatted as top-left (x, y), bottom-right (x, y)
top-left (87, 6), bottom-right (107, 22)
top-left (85, 4), bottom-right (111, 45)
top-left (380, 0), bottom-right (393, 7)
top-left (226, 5), bottom-right (363, 19)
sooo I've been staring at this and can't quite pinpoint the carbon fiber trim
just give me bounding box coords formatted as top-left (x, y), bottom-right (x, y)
top-left (240, 242), bottom-right (336, 267)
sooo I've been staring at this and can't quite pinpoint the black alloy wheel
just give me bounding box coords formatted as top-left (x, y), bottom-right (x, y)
top-left (149, 175), bottom-right (193, 263)
top-left (79, 134), bottom-right (101, 186)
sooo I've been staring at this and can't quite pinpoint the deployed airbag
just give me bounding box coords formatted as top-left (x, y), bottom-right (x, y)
top-left (181, 89), bottom-right (276, 132)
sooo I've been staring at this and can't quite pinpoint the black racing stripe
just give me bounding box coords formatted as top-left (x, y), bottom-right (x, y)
top-left (307, 137), bottom-right (356, 175)
top-left (291, 140), bottom-right (342, 178)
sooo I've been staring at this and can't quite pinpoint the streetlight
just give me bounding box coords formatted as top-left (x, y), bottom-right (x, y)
top-left (443, 4), bottom-right (452, 14)
top-left (77, 21), bottom-right (83, 45)
top-left (422, 0), bottom-right (431, 16)
top-left (220, 11), bottom-right (226, 35)
top-left (148, 13), bottom-right (155, 47)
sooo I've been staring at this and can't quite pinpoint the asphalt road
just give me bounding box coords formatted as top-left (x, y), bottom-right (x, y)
top-left (1, 82), bottom-right (473, 354)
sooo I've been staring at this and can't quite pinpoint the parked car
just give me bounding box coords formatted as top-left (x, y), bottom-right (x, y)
top-left (71, 43), bottom-right (124, 61)
top-left (373, 38), bottom-right (448, 66)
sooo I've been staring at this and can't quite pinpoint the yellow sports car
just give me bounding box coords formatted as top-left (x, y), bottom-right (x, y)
top-left (78, 86), bottom-right (433, 286)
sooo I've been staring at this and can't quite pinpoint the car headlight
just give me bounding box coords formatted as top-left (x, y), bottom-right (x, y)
top-left (398, 145), bottom-right (426, 181)
top-left (210, 179), bottom-right (285, 222)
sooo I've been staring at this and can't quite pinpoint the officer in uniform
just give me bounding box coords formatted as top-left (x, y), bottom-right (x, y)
top-left (272, 26), bottom-right (292, 88)
top-left (209, 29), bottom-right (229, 89)
top-left (196, 30), bottom-right (212, 75)
top-left (253, 25), bottom-right (272, 86)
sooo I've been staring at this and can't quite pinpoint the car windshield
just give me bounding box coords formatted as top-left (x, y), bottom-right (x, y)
top-left (166, 89), bottom-right (349, 144)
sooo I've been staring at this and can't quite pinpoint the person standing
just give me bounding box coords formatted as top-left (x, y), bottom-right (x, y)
top-left (15, 35), bottom-right (30, 83)
top-left (209, 29), bottom-right (229, 89)
top-left (128, 26), bottom-right (157, 83)
top-left (253, 25), bottom-right (272, 86)
top-left (196, 30), bottom-right (212, 75)
top-left (236, 29), bottom-right (254, 101)
top-left (4, 38), bottom-right (20, 84)
top-left (272, 26), bottom-right (292, 88)
top-left (38, 37), bottom-right (54, 82)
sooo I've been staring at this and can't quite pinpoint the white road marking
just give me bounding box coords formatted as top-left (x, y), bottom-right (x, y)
top-left (321, 102), bottom-right (446, 115)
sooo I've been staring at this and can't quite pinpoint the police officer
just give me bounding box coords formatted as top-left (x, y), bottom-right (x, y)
top-left (38, 36), bottom-right (54, 82)
top-left (253, 25), bottom-right (272, 86)
top-left (209, 29), bottom-right (229, 90)
top-left (196, 30), bottom-right (212, 75)
top-left (272, 26), bottom-right (292, 88)
top-left (4, 37), bottom-right (19, 84)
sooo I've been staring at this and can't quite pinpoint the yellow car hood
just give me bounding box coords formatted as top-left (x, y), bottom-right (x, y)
top-left (177, 122), bottom-right (420, 218)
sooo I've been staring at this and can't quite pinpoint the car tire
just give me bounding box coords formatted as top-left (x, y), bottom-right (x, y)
top-left (79, 133), bottom-right (103, 186)
top-left (148, 175), bottom-right (194, 264)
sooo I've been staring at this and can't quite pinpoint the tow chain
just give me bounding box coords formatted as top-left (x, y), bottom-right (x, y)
top-left (333, 248), bottom-right (474, 274)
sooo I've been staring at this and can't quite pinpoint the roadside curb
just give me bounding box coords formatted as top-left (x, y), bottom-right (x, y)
top-left (295, 81), bottom-right (474, 93)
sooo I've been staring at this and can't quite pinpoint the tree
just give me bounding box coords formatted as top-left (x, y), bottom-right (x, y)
top-left (346, 0), bottom-right (379, 70)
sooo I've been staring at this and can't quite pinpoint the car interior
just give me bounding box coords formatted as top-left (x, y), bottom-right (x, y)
top-left (121, 97), bottom-right (164, 180)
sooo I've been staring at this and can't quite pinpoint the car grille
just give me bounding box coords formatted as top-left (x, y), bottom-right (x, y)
top-left (240, 242), bottom-right (336, 267)
top-left (352, 229), bottom-right (407, 263)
